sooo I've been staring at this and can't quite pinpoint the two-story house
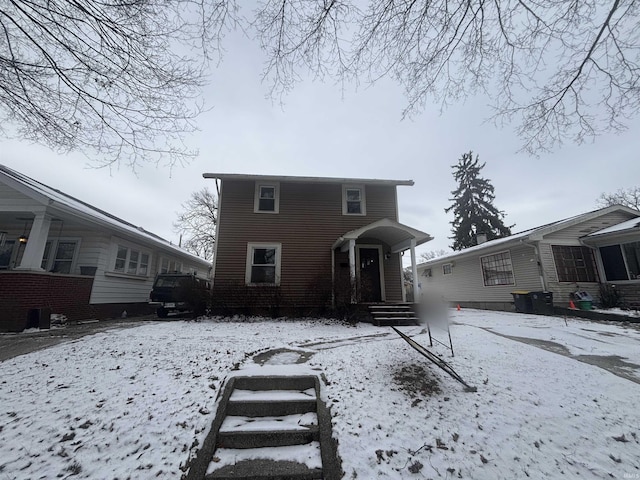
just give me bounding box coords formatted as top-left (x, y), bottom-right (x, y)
top-left (204, 173), bottom-right (432, 314)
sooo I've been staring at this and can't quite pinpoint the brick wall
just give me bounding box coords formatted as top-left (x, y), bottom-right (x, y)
top-left (0, 271), bottom-right (94, 332)
top-left (0, 272), bottom-right (158, 332)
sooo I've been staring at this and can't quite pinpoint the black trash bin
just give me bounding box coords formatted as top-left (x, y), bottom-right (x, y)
top-left (530, 291), bottom-right (554, 315)
top-left (512, 291), bottom-right (533, 313)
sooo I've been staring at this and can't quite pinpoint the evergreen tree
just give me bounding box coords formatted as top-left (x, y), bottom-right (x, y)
top-left (445, 152), bottom-right (513, 251)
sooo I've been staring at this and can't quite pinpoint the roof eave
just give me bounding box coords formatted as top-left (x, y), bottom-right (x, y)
top-left (202, 173), bottom-right (414, 187)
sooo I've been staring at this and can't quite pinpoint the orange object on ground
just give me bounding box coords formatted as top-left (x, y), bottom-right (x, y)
top-left (457, 304), bottom-right (461, 311)
top-left (569, 300), bottom-right (577, 309)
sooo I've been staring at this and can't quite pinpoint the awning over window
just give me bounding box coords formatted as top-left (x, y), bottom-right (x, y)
top-left (332, 218), bottom-right (432, 253)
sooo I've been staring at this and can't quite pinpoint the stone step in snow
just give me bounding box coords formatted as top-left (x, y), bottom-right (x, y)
top-left (220, 413), bottom-right (318, 432)
top-left (206, 443), bottom-right (323, 479)
top-left (226, 399), bottom-right (317, 417)
top-left (185, 375), bottom-right (341, 480)
top-left (217, 428), bottom-right (319, 449)
top-left (218, 412), bottom-right (319, 449)
top-left (230, 388), bottom-right (316, 401)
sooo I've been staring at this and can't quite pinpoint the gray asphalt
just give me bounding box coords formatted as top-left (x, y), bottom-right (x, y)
top-left (0, 317), bottom-right (156, 362)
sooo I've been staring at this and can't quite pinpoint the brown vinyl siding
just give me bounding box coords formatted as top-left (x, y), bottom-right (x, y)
top-left (214, 180), bottom-right (402, 307)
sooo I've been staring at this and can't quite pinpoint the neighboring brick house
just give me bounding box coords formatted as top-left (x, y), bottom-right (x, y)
top-left (204, 173), bottom-right (431, 313)
top-left (417, 205), bottom-right (640, 311)
top-left (0, 165), bottom-right (211, 331)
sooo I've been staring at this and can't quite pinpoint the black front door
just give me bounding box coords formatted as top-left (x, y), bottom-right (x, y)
top-left (359, 248), bottom-right (382, 302)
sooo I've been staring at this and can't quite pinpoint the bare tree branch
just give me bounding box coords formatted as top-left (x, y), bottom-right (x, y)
top-left (3, 1), bottom-right (640, 163)
top-left (597, 186), bottom-right (640, 210)
top-left (0, 0), bottom-right (239, 169)
top-left (173, 187), bottom-right (217, 261)
top-left (251, 0), bottom-right (640, 153)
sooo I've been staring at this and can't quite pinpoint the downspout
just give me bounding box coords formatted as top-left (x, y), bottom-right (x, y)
top-left (209, 179), bottom-right (222, 285)
top-left (520, 238), bottom-right (547, 291)
top-left (331, 247), bottom-right (335, 308)
top-left (579, 238), bottom-right (602, 283)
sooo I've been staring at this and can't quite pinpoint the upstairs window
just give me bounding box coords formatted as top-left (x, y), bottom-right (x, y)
top-left (342, 185), bottom-right (366, 215)
top-left (246, 243), bottom-right (281, 285)
top-left (254, 182), bottom-right (280, 213)
top-left (442, 263), bottom-right (453, 275)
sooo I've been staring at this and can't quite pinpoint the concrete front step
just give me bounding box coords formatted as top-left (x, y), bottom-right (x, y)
top-left (186, 375), bottom-right (342, 480)
top-left (374, 318), bottom-right (419, 327)
top-left (217, 428), bottom-right (320, 448)
top-left (368, 304), bottom-right (419, 326)
top-left (226, 399), bottom-right (317, 417)
top-left (370, 311), bottom-right (418, 316)
top-left (205, 458), bottom-right (323, 480)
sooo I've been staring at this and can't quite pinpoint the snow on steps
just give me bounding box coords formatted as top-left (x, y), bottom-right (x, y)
top-left (368, 303), bottom-right (420, 326)
top-left (185, 375), bottom-right (341, 480)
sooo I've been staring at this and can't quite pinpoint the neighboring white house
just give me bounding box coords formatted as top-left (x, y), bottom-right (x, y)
top-left (417, 205), bottom-right (640, 311)
top-left (0, 164), bottom-right (211, 331)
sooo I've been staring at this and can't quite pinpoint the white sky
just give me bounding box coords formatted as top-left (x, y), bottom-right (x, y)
top-left (2, 23), bottom-right (639, 260)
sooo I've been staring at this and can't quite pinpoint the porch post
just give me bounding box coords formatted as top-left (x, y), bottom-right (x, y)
top-left (410, 238), bottom-right (419, 303)
top-left (17, 212), bottom-right (51, 271)
top-left (348, 239), bottom-right (356, 304)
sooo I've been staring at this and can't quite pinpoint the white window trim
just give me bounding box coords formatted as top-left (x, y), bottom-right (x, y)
top-left (158, 256), bottom-right (183, 274)
top-left (442, 263), bottom-right (453, 275)
top-left (41, 237), bottom-right (81, 274)
top-left (342, 184), bottom-right (366, 216)
top-left (479, 250), bottom-right (516, 287)
top-left (109, 239), bottom-right (152, 277)
top-left (245, 242), bottom-right (282, 286)
top-left (254, 182), bottom-right (280, 214)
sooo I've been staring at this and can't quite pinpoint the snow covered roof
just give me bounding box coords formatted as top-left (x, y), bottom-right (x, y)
top-left (202, 172), bottom-right (414, 186)
top-left (418, 204), bottom-right (640, 267)
top-left (587, 216), bottom-right (640, 236)
top-left (0, 164), bottom-right (209, 265)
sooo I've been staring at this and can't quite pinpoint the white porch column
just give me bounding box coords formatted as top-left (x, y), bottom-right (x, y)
top-left (410, 238), bottom-right (419, 303)
top-left (17, 213), bottom-right (51, 270)
top-left (348, 239), bottom-right (356, 304)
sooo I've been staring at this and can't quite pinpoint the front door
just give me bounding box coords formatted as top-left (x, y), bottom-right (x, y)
top-left (358, 247), bottom-right (382, 302)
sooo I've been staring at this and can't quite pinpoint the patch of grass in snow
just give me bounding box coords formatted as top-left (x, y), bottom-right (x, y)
top-left (64, 461), bottom-right (81, 475)
top-left (392, 364), bottom-right (441, 399)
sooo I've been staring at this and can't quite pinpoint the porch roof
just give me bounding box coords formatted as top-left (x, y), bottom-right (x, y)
top-left (332, 218), bottom-right (432, 253)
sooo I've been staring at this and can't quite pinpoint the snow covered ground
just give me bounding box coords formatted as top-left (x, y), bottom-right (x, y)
top-left (1, 310), bottom-right (639, 479)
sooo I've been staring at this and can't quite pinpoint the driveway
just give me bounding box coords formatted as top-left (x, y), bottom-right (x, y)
top-left (451, 309), bottom-right (640, 385)
top-left (0, 317), bottom-right (155, 361)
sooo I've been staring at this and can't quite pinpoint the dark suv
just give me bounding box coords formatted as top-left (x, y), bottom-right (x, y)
top-left (149, 274), bottom-right (211, 318)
